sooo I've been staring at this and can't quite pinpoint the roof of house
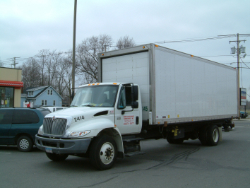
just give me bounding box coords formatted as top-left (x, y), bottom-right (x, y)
top-left (25, 86), bottom-right (63, 100)
top-left (26, 86), bottom-right (48, 92)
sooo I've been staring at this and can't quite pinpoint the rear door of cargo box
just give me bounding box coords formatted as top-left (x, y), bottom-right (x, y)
top-left (101, 52), bottom-right (150, 121)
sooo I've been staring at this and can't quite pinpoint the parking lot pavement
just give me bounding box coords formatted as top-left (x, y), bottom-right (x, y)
top-left (1, 120), bottom-right (250, 188)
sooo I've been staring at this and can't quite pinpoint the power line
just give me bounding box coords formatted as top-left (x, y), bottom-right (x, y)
top-left (155, 35), bottom-right (237, 44)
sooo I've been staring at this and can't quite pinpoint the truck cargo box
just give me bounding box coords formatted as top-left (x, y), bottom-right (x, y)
top-left (98, 44), bottom-right (238, 125)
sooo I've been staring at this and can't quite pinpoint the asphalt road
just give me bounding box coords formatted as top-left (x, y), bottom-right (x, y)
top-left (1, 119), bottom-right (250, 188)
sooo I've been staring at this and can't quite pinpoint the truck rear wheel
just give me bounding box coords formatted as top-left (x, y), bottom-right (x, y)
top-left (46, 153), bottom-right (68, 161)
top-left (207, 125), bottom-right (220, 146)
top-left (89, 135), bottom-right (117, 170)
top-left (199, 125), bottom-right (220, 146)
top-left (199, 127), bottom-right (208, 146)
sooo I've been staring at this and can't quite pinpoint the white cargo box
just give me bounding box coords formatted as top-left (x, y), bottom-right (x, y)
top-left (98, 44), bottom-right (238, 125)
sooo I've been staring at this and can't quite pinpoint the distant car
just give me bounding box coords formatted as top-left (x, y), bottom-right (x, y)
top-left (240, 111), bottom-right (248, 118)
top-left (41, 106), bottom-right (68, 113)
top-left (0, 108), bottom-right (50, 152)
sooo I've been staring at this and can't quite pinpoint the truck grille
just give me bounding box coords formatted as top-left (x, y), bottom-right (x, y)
top-left (43, 118), bottom-right (67, 136)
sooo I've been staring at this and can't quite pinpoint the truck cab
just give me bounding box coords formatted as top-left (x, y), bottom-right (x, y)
top-left (35, 83), bottom-right (142, 170)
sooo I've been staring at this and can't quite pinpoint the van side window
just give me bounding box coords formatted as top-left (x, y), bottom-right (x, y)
top-left (12, 110), bottom-right (39, 124)
top-left (0, 110), bottom-right (13, 124)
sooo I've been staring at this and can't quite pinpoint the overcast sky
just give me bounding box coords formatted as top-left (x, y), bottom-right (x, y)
top-left (0, 0), bottom-right (250, 98)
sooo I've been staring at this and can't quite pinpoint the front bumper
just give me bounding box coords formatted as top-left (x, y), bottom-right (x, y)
top-left (35, 134), bottom-right (92, 154)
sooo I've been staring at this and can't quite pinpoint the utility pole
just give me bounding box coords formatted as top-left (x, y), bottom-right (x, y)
top-left (11, 57), bottom-right (20, 68)
top-left (72, 0), bottom-right (77, 102)
top-left (229, 33), bottom-right (247, 118)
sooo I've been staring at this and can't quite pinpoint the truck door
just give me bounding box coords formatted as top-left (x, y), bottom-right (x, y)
top-left (114, 85), bottom-right (141, 134)
top-left (0, 109), bottom-right (13, 144)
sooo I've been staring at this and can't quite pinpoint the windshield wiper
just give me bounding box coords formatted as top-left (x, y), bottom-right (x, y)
top-left (70, 105), bottom-right (78, 107)
top-left (81, 103), bottom-right (96, 107)
top-left (82, 104), bottom-right (95, 107)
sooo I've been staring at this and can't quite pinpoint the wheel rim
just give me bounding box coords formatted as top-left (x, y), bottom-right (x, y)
top-left (99, 142), bottom-right (115, 165)
top-left (212, 128), bottom-right (219, 143)
top-left (19, 139), bottom-right (29, 149)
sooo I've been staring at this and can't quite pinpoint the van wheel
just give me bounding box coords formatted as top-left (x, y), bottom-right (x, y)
top-left (46, 153), bottom-right (68, 161)
top-left (207, 125), bottom-right (220, 146)
top-left (89, 135), bottom-right (117, 170)
top-left (17, 136), bottom-right (33, 152)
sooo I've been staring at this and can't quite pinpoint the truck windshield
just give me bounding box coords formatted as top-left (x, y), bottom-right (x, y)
top-left (71, 85), bottom-right (119, 107)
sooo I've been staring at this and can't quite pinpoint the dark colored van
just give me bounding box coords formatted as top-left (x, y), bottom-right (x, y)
top-left (0, 108), bottom-right (50, 152)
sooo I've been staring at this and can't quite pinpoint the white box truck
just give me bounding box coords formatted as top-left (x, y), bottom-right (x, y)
top-left (35, 44), bottom-right (238, 170)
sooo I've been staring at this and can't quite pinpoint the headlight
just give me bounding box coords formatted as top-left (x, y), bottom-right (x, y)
top-left (38, 126), bottom-right (44, 135)
top-left (69, 131), bottom-right (91, 138)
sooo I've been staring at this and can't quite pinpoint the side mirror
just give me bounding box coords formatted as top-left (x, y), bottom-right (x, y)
top-left (131, 101), bottom-right (138, 109)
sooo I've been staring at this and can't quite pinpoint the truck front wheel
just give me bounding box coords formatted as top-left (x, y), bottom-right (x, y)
top-left (89, 135), bottom-right (117, 170)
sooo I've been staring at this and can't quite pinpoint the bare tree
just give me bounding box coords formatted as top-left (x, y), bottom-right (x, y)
top-left (77, 34), bottom-right (113, 83)
top-left (116, 36), bottom-right (135, 50)
top-left (36, 49), bottom-right (50, 86)
top-left (21, 34), bottom-right (128, 104)
top-left (21, 58), bottom-right (41, 90)
top-left (99, 34), bottom-right (112, 52)
top-left (45, 50), bottom-right (63, 87)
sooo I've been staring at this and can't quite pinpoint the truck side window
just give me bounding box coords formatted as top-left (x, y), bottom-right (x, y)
top-left (118, 87), bottom-right (126, 109)
top-left (125, 87), bottom-right (132, 106)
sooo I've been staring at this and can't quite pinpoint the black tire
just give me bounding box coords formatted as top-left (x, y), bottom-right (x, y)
top-left (89, 135), bottom-right (117, 170)
top-left (17, 136), bottom-right (33, 152)
top-left (206, 125), bottom-right (220, 146)
top-left (166, 136), bottom-right (184, 144)
top-left (46, 153), bottom-right (68, 161)
top-left (199, 127), bottom-right (208, 146)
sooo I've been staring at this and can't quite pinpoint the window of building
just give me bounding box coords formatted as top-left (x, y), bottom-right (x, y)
top-left (51, 90), bottom-right (52, 95)
top-left (42, 100), bottom-right (44, 106)
top-left (0, 87), bottom-right (14, 108)
top-left (53, 100), bottom-right (55, 106)
top-left (45, 100), bottom-right (47, 105)
top-left (48, 90), bottom-right (50, 95)
top-left (12, 110), bottom-right (39, 124)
